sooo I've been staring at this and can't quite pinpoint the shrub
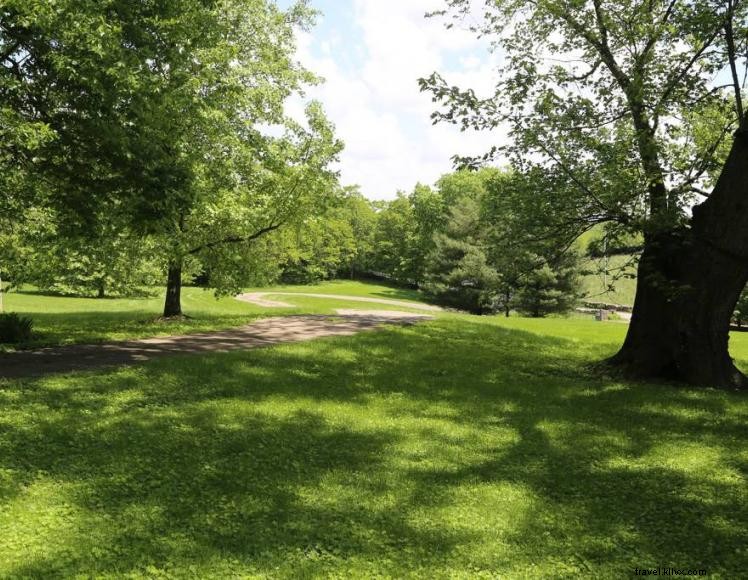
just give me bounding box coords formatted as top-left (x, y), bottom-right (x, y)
top-left (0, 312), bottom-right (33, 343)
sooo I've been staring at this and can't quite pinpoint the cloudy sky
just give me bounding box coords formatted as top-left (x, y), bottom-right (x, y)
top-left (278, 0), bottom-right (505, 200)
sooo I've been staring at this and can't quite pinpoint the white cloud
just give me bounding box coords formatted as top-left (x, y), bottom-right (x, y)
top-left (289, 0), bottom-right (508, 199)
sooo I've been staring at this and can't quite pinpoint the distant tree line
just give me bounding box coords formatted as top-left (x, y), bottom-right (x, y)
top-left (274, 169), bottom-right (584, 317)
top-left (1, 166), bottom-right (584, 317)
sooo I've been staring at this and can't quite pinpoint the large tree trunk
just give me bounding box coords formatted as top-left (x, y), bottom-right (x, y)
top-left (163, 259), bottom-right (183, 318)
top-left (611, 128), bottom-right (748, 390)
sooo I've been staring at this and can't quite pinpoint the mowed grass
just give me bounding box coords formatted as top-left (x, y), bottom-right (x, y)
top-left (257, 279), bottom-right (426, 302)
top-left (1, 313), bottom-right (746, 577)
top-left (1, 281), bottom-right (431, 350)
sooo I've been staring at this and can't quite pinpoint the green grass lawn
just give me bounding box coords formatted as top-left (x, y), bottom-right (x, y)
top-left (255, 279), bottom-right (426, 303)
top-left (1, 281), bottom-right (432, 350)
top-left (581, 255), bottom-right (638, 307)
top-left (1, 304), bottom-right (746, 577)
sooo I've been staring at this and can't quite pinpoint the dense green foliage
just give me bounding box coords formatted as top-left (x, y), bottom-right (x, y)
top-left (1, 0), bottom-right (342, 314)
top-left (278, 187), bottom-right (373, 284)
top-left (281, 169), bottom-right (584, 316)
top-left (0, 288), bottom-right (746, 576)
top-left (2, 212), bottom-right (164, 297)
top-left (511, 252), bottom-right (582, 318)
top-left (423, 195), bottom-right (499, 313)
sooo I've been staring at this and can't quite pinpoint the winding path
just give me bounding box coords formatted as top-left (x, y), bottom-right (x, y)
top-left (236, 292), bottom-right (443, 311)
top-left (0, 312), bottom-right (433, 380)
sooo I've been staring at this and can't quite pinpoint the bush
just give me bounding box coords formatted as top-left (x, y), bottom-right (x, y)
top-left (0, 312), bottom-right (33, 343)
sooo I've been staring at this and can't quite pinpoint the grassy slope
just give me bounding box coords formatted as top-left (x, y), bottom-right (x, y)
top-left (1, 281), bottom-right (430, 349)
top-left (257, 279), bottom-right (425, 302)
top-left (0, 308), bottom-right (746, 577)
top-left (580, 255), bottom-right (638, 306)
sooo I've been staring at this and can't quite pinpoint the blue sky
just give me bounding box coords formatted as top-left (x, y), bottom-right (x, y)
top-left (278, 0), bottom-right (505, 199)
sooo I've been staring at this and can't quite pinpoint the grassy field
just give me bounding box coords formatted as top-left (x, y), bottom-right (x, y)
top-left (580, 255), bottom-right (638, 307)
top-left (254, 279), bottom-right (425, 302)
top-left (577, 225), bottom-right (639, 307)
top-left (0, 284), bottom-right (746, 577)
top-left (0, 281), bottom-right (431, 350)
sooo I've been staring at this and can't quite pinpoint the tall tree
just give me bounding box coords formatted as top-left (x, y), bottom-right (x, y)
top-left (422, 0), bottom-right (748, 388)
top-left (338, 187), bottom-right (377, 279)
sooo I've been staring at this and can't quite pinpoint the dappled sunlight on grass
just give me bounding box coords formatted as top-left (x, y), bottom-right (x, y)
top-left (1, 316), bottom-right (746, 576)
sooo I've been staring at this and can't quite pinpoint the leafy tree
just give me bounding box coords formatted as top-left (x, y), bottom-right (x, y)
top-left (409, 183), bottom-right (446, 284)
top-left (437, 168), bottom-right (502, 208)
top-left (279, 212), bottom-right (356, 284)
top-left (1, 208), bottom-right (163, 298)
top-left (338, 187), bottom-right (378, 279)
top-left (423, 0), bottom-right (748, 388)
top-left (158, 101), bottom-right (341, 315)
top-left (368, 170), bottom-right (501, 288)
top-left (371, 193), bottom-right (420, 285)
top-left (29, 236), bottom-right (163, 299)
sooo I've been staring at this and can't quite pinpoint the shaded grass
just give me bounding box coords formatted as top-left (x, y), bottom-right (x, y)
top-left (0, 316), bottom-right (746, 577)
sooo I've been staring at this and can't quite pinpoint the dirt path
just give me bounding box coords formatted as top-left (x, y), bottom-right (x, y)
top-left (0, 312), bottom-right (433, 380)
top-left (237, 292), bottom-right (443, 312)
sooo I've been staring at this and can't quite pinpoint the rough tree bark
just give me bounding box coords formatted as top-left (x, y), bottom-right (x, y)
top-left (163, 259), bottom-right (183, 318)
top-left (611, 124), bottom-right (748, 390)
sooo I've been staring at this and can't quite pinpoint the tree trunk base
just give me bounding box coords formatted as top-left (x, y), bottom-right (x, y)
top-left (605, 350), bottom-right (748, 391)
top-left (609, 227), bottom-right (748, 392)
top-left (155, 314), bottom-right (192, 322)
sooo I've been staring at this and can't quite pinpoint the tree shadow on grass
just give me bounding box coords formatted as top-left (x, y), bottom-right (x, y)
top-left (1, 319), bottom-right (746, 576)
top-left (1, 404), bottom-right (477, 577)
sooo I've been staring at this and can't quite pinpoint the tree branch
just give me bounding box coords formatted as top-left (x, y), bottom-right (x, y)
top-left (725, 0), bottom-right (745, 124)
top-left (531, 137), bottom-right (624, 223)
top-left (638, 0), bottom-right (678, 65)
top-left (187, 223), bottom-right (281, 256)
top-left (550, 2), bottom-right (631, 91)
top-left (655, 6), bottom-right (734, 115)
